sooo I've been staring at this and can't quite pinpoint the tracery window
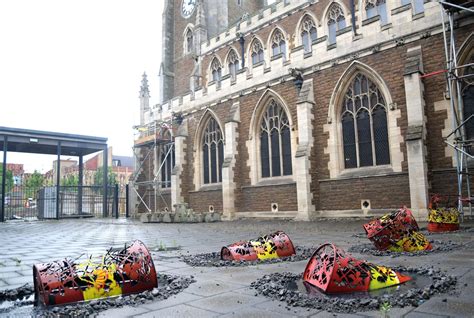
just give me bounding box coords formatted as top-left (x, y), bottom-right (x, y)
top-left (227, 49), bottom-right (240, 79)
top-left (341, 74), bottom-right (390, 168)
top-left (202, 117), bottom-right (224, 184)
top-left (401, 0), bottom-right (424, 14)
top-left (211, 58), bottom-right (222, 83)
top-left (260, 100), bottom-right (292, 178)
top-left (301, 16), bottom-right (318, 53)
top-left (160, 130), bottom-right (175, 188)
top-left (185, 28), bottom-right (193, 54)
top-left (271, 30), bottom-right (286, 60)
top-left (327, 4), bottom-right (346, 45)
top-left (251, 39), bottom-right (264, 65)
top-left (365, 0), bottom-right (387, 24)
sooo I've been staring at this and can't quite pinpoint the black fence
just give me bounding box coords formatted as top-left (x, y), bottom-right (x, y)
top-left (1, 184), bottom-right (129, 221)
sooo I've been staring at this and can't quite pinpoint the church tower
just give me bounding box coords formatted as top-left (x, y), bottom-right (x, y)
top-left (158, 0), bottom-right (266, 102)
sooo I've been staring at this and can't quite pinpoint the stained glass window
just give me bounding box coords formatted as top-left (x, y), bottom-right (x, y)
top-left (260, 100), bottom-right (292, 178)
top-left (202, 117), bottom-right (224, 184)
top-left (341, 74), bottom-right (390, 168)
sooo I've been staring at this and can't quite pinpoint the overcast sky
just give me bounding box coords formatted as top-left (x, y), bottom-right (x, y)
top-left (0, 0), bottom-right (163, 173)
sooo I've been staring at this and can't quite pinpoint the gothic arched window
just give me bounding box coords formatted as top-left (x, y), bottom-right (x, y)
top-left (341, 74), bottom-right (390, 168)
top-left (227, 49), bottom-right (240, 79)
top-left (401, 0), bottom-right (424, 14)
top-left (185, 28), bottom-right (193, 54)
top-left (260, 100), bottom-right (292, 178)
top-left (160, 130), bottom-right (175, 188)
top-left (202, 117), bottom-right (224, 184)
top-left (365, 0), bottom-right (387, 24)
top-left (301, 15), bottom-right (318, 53)
top-left (251, 39), bottom-right (264, 65)
top-left (327, 4), bottom-right (346, 45)
top-left (211, 57), bottom-right (222, 83)
top-left (271, 30), bottom-right (286, 60)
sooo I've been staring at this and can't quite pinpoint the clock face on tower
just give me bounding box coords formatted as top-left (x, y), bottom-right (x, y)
top-left (181, 0), bottom-right (196, 19)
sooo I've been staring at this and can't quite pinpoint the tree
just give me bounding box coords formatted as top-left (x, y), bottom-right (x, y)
top-left (93, 167), bottom-right (117, 186)
top-left (61, 175), bottom-right (78, 187)
top-left (0, 165), bottom-right (14, 193)
top-left (25, 170), bottom-right (44, 198)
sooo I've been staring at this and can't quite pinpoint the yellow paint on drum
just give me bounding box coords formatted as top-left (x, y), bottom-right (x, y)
top-left (428, 208), bottom-right (459, 224)
top-left (368, 266), bottom-right (400, 290)
top-left (250, 240), bottom-right (278, 260)
top-left (388, 232), bottom-right (430, 252)
top-left (82, 267), bottom-right (122, 300)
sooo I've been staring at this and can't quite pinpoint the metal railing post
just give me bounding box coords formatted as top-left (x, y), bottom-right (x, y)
top-left (125, 184), bottom-right (129, 218)
top-left (1, 136), bottom-right (7, 223)
top-left (114, 184), bottom-right (119, 219)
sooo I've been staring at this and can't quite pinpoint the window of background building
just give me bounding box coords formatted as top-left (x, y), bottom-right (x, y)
top-left (301, 16), bottom-right (318, 53)
top-left (186, 28), bottom-right (193, 54)
top-left (401, 0), bottom-right (424, 14)
top-left (202, 117), bottom-right (224, 184)
top-left (365, 0), bottom-right (387, 25)
top-left (211, 58), bottom-right (222, 83)
top-left (341, 74), bottom-right (390, 168)
top-left (251, 39), bottom-right (264, 65)
top-left (227, 49), bottom-right (240, 79)
top-left (327, 4), bottom-right (346, 45)
top-left (260, 100), bottom-right (292, 178)
top-left (271, 30), bottom-right (286, 60)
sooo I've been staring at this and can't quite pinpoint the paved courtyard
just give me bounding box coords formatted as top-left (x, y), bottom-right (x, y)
top-left (0, 218), bottom-right (473, 317)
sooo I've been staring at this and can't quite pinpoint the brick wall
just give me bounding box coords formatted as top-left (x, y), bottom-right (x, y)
top-left (241, 183), bottom-right (297, 212)
top-left (319, 174), bottom-right (410, 210)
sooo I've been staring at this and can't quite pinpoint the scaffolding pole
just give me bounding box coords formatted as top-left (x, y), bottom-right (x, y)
top-left (131, 119), bottom-right (175, 215)
top-left (439, 1), bottom-right (474, 221)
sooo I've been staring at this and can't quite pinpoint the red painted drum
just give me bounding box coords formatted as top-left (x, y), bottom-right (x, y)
top-left (221, 231), bottom-right (295, 261)
top-left (303, 243), bottom-right (411, 294)
top-left (428, 194), bottom-right (460, 233)
top-left (363, 207), bottom-right (431, 252)
top-left (33, 240), bottom-right (157, 306)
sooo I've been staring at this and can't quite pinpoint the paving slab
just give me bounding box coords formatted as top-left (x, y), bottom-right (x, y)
top-left (413, 296), bottom-right (474, 318)
top-left (220, 306), bottom-right (297, 318)
top-left (97, 305), bottom-right (150, 317)
top-left (187, 291), bottom-right (266, 314)
top-left (133, 304), bottom-right (219, 318)
top-left (142, 292), bottom-right (203, 311)
top-left (254, 299), bottom-right (321, 317)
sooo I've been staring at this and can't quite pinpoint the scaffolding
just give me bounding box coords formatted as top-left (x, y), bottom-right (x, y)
top-left (438, 1), bottom-right (474, 220)
top-left (131, 119), bottom-right (175, 214)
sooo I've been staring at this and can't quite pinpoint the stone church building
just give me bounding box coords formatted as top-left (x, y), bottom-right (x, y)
top-left (134, 0), bottom-right (474, 221)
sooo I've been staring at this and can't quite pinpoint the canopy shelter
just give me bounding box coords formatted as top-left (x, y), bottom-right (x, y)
top-left (0, 126), bottom-right (108, 222)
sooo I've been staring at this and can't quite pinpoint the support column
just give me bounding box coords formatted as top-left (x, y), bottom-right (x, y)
top-left (222, 103), bottom-right (240, 221)
top-left (404, 46), bottom-right (429, 219)
top-left (78, 155), bottom-right (83, 215)
top-left (56, 142), bottom-right (61, 220)
top-left (295, 79), bottom-right (316, 221)
top-left (171, 120), bottom-right (188, 209)
top-left (1, 136), bottom-right (7, 223)
top-left (103, 146), bottom-right (108, 217)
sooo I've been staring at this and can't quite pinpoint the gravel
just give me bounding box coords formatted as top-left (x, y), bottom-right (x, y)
top-left (250, 267), bottom-right (457, 313)
top-left (0, 273), bottom-right (195, 317)
top-left (0, 283), bottom-right (34, 302)
top-left (181, 246), bottom-right (315, 267)
top-left (348, 240), bottom-right (466, 257)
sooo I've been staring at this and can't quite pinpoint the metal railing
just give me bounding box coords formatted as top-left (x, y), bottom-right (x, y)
top-left (1, 184), bottom-right (129, 221)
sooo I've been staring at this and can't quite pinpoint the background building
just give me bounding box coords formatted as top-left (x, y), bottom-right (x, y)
top-left (134, 0), bottom-right (474, 220)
